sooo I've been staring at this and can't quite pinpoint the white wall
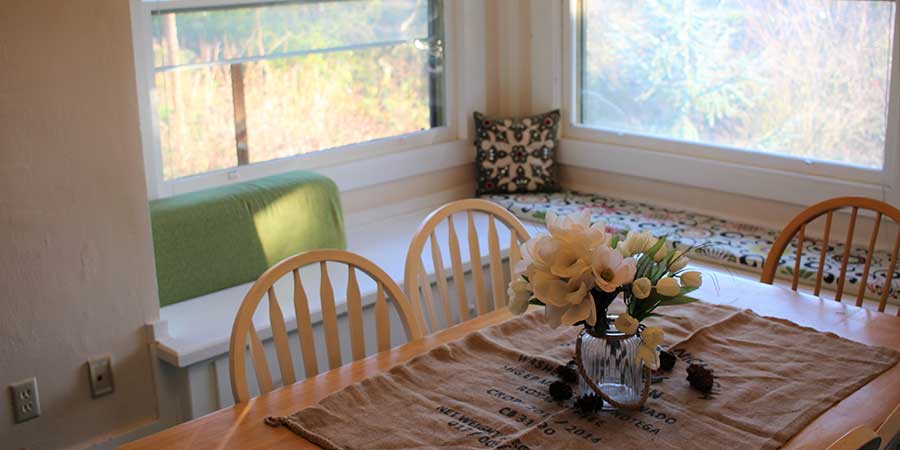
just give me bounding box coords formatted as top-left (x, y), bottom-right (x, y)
top-left (0, 2), bottom-right (161, 449)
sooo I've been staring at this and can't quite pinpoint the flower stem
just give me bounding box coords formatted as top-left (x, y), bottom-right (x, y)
top-left (590, 288), bottom-right (618, 336)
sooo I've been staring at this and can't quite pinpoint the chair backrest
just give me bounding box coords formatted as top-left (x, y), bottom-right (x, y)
top-left (825, 426), bottom-right (881, 450)
top-left (760, 197), bottom-right (900, 312)
top-left (229, 249), bottom-right (422, 403)
top-left (404, 199), bottom-right (532, 334)
top-left (877, 402), bottom-right (900, 450)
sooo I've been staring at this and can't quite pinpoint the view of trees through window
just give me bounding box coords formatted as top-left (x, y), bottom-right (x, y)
top-left (580, 0), bottom-right (895, 169)
top-left (151, 0), bottom-right (444, 180)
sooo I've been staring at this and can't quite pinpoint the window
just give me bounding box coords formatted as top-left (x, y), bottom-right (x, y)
top-left (139, 0), bottom-right (446, 183)
top-left (576, 0), bottom-right (896, 171)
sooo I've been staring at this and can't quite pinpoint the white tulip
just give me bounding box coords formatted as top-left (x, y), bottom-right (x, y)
top-left (509, 295), bottom-right (530, 315)
top-left (636, 344), bottom-right (660, 370)
top-left (591, 247), bottom-right (637, 293)
top-left (507, 277), bottom-right (531, 315)
top-left (616, 231), bottom-right (637, 257)
top-left (655, 277), bottom-right (681, 297)
top-left (614, 313), bottom-right (639, 335)
top-left (631, 277), bottom-right (652, 299)
top-left (636, 230), bottom-right (658, 253)
top-left (653, 245), bottom-right (669, 262)
top-left (668, 252), bottom-right (689, 273)
top-left (619, 230), bottom-right (657, 257)
top-left (642, 326), bottom-right (665, 348)
top-left (514, 257), bottom-right (531, 277)
top-left (680, 271), bottom-right (702, 289)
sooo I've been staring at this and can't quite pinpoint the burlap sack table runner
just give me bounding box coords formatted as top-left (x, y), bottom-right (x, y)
top-left (266, 302), bottom-right (899, 449)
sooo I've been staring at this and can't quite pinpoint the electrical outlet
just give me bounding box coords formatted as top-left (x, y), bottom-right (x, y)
top-left (87, 355), bottom-right (114, 398)
top-left (9, 377), bottom-right (40, 423)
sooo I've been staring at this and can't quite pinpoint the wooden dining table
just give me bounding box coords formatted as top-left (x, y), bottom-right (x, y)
top-left (120, 268), bottom-right (900, 450)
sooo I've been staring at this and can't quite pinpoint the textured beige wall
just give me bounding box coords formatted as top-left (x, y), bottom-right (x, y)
top-left (0, 1), bottom-right (161, 449)
top-left (485, 0), bottom-right (532, 117)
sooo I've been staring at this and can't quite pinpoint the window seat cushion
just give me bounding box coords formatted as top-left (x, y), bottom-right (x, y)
top-left (483, 190), bottom-right (900, 302)
top-left (150, 170), bottom-right (346, 307)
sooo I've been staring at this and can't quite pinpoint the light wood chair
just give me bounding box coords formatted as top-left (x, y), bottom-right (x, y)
top-left (229, 249), bottom-right (422, 403)
top-left (877, 402), bottom-right (900, 450)
top-left (404, 199), bottom-right (532, 334)
top-left (761, 197), bottom-right (900, 312)
top-left (825, 426), bottom-right (882, 450)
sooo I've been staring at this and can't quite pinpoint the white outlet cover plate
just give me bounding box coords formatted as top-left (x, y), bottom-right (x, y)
top-left (88, 356), bottom-right (114, 398)
top-left (10, 377), bottom-right (41, 423)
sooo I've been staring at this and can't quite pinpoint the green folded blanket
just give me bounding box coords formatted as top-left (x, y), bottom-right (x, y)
top-left (150, 170), bottom-right (346, 307)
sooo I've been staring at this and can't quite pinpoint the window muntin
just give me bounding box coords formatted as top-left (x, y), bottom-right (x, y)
top-left (577, 0), bottom-right (896, 170)
top-left (150, 0), bottom-right (445, 180)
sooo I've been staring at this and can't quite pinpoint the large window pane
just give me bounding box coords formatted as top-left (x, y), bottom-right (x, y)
top-left (243, 45), bottom-right (432, 164)
top-left (154, 66), bottom-right (235, 180)
top-left (150, 0), bottom-right (444, 180)
top-left (150, 0), bottom-right (430, 67)
top-left (580, 0), bottom-right (895, 169)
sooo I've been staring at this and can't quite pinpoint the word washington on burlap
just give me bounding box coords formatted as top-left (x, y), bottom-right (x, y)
top-left (266, 302), bottom-right (899, 450)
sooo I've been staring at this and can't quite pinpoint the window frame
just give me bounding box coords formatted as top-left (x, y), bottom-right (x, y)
top-left (557, 0), bottom-right (900, 206)
top-left (130, 0), bottom-right (460, 199)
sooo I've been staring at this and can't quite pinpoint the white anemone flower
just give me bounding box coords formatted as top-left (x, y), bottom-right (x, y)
top-left (531, 270), bottom-right (588, 307)
top-left (549, 245), bottom-right (591, 279)
top-left (591, 246), bottom-right (637, 293)
top-left (518, 234), bottom-right (559, 277)
top-left (545, 295), bottom-right (597, 328)
top-left (530, 270), bottom-right (596, 328)
top-left (546, 209), bottom-right (591, 236)
top-left (546, 210), bottom-right (609, 250)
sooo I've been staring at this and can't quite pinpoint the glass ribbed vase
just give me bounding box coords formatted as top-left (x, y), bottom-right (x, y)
top-left (577, 325), bottom-right (648, 410)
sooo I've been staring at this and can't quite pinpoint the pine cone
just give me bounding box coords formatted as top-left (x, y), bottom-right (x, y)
top-left (556, 360), bottom-right (579, 384)
top-left (574, 394), bottom-right (603, 414)
top-left (548, 381), bottom-right (573, 401)
top-left (686, 363), bottom-right (714, 394)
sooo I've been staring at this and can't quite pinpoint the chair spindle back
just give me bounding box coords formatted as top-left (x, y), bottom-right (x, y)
top-left (404, 199), bottom-right (532, 334)
top-left (229, 249), bottom-right (421, 403)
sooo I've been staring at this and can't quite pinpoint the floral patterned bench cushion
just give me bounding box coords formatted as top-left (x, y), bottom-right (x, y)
top-left (483, 190), bottom-right (900, 302)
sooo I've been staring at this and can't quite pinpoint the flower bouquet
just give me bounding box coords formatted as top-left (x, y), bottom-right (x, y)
top-left (507, 209), bottom-right (703, 409)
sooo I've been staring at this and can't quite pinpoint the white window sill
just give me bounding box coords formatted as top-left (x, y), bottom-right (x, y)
top-left (150, 203), bottom-right (542, 368)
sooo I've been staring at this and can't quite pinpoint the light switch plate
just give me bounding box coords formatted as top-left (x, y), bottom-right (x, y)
top-left (88, 355), bottom-right (114, 398)
top-left (10, 377), bottom-right (40, 423)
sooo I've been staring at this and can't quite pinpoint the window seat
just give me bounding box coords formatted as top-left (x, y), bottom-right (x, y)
top-left (483, 190), bottom-right (900, 303)
top-left (152, 204), bottom-right (535, 368)
top-left (155, 189), bottom-right (900, 370)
